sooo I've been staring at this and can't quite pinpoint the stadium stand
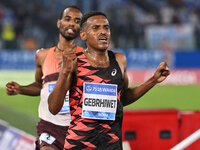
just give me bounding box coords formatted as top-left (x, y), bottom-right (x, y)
top-left (1, 0), bottom-right (200, 50)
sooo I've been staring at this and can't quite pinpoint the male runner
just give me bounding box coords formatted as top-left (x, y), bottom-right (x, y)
top-left (48, 11), bottom-right (170, 150)
top-left (6, 6), bottom-right (83, 150)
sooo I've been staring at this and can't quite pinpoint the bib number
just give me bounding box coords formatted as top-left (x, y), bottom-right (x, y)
top-left (82, 82), bottom-right (117, 120)
top-left (39, 133), bottom-right (56, 144)
top-left (48, 83), bottom-right (70, 114)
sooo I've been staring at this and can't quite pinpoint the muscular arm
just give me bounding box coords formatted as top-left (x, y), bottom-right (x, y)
top-left (48, 50), bottom-right (76, 115)
top-left (48, 71), bottom-right (73, 115)
top-left (115, 53), bottom-right (170, 106)
top-left (124, 74), bottom-right (157, 106)
top-left (6, 49), bottom-right (45, 96)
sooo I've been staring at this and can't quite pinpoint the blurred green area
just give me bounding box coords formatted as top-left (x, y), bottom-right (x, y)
top-left (0, 88), bottom-right (39, 136)
top-left (0, 70), bottom-right (200, 136)
top-left (0, 70), bottom-right (35, 88)
top-left (125, 85), bottom-right (200, 111)
top-left (0, 70), bottom-right (39, 136)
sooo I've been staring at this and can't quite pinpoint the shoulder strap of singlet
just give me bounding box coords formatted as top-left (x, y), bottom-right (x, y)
top-left (108, 50), bottom-right (117, 62)
top-left (42, 46), bottom-right (59, 78)
top-left (43, 46), bottom-right (56, 67)
top-left (75, 46), bottom-right (84, 53)
top-left (44, 46), bottom-right (56, 61)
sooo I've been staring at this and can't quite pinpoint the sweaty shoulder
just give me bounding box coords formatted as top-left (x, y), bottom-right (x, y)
top-left (114, 52), bottom-right (126, 67)
top-left (35, 48), bottom-right (49, 66)
top-left (114, 52), bottom-right (127, 77)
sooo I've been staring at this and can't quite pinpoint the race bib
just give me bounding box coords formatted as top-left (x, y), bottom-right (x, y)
top-left (82, 82), bottom-right (117, 120)
top-left (48, 83), bottom-right (70, 114)
top-left (39, 133), bottom-right (56, 144)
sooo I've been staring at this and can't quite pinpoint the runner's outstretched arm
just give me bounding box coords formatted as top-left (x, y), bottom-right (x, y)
top-left (124, 62), bottom-right (170, 106)
top-left (6, 50), bottom-right (44, 96)
top-left (115, 53), bottom-right (170, 106)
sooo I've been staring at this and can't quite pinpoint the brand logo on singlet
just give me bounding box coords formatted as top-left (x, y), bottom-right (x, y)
top-left (111, 68), bottom-right (117, 76)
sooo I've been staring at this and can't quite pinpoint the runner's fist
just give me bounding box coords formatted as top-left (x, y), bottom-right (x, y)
top-left (60, 48), bottom-right (77, 75)
top-left (6, 81), bottom-right (20, 95)
top-left (153, 62), bottom-right (170, 83)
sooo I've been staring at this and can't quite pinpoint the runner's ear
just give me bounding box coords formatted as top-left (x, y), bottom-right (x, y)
top-left (57, 19), bottom-right (61, 29)
top-left (80, 31), bottom-right (86, 41)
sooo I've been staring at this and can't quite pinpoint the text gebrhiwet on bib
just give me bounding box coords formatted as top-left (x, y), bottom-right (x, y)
top-left (82, 82), bottom-right (118, 120)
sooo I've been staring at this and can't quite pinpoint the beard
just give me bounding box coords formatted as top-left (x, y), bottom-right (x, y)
top-left (59, 26), bottom-right (79, 41)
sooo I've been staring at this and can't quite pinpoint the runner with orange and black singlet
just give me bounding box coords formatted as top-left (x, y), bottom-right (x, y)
top-left (48, 11), bottom-right (170, 150)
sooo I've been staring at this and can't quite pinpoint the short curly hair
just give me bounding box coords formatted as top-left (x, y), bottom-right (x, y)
top-left (80, 11), bottom-right (107, 30)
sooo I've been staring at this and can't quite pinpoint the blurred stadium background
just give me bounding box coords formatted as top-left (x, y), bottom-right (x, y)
top-left (0, 0), bottom-right (200, 149)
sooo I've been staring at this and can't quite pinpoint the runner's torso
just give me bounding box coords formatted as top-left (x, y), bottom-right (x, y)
top-left (65, 50), bottom-right (125, 149)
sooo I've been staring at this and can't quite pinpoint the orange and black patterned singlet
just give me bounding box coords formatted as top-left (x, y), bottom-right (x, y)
top-left (65, 50), bottom-right (125, 150)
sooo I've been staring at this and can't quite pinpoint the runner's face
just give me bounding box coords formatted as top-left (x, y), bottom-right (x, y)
top-left (58, 8), bottom-right (82, 40)
top-left (84, 15), bottom-right (111, 50)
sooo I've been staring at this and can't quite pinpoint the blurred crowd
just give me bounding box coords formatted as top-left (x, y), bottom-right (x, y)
top-left (1, 0), bottom-right (200, 51)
